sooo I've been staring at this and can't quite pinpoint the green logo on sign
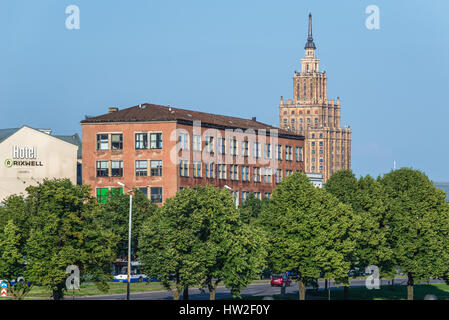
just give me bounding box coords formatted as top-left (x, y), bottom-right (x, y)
top-left (4, 159), bottom-right (13, 168)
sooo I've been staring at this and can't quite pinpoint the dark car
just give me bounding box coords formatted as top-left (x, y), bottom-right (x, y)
top-left (270, 274), bottom-right (292, 287)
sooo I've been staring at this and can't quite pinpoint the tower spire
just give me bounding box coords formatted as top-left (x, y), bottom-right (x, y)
top-left (305, 13), bottom-right (316, 50)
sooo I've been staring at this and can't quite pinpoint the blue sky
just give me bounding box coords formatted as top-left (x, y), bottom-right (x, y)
top-left (1, 0), bottom-right (448, 181)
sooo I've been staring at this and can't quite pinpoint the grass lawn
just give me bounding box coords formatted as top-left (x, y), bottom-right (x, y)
top-left (2, 281), bottom-right (167, 300)
top-left (1, 279), bottom-right (271, 300)
top-left (238, 283), bottom-right (449, 300)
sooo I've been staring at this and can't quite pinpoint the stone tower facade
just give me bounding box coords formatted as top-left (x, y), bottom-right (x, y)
top-left (279, 14), bottom-right (351, 182)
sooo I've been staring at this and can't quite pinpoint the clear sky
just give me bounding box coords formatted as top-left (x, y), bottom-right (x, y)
top-left (1, 0), bottom-right (448, 181)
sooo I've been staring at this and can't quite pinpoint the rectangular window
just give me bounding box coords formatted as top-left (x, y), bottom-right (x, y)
top-left (285, 146), bottom-right (293, 161)
top-left (135, 160), bottom-right (148, 176)
top-left (218, 138), bottom-right (226, 154)
top-left (241, 140), bottom-right (249, 157)
top-left (230, 164), bottom-right (238, 181)
top-left (253, 142), bottom-right (260, 159)
top-left (111, 160), bottom-right (123, 177)
top-left (242, 166), bottom-right (250, 182)
top-left (275, 145), bottom-right (282, 160)
top-left (285, 170), bottom-right (293, 177)
top-left (230, 139), bottom-right (238, 156)
top-left (96, 134), bottom-right (109, 150)
top-left (178, 133), bottom-right (189, 150)
top-left (150, 160), bottom-right (163, 176)
top-left (264, 192), bottom-right (271, 199)
top-left (254, 192), bottom-right (261, 200)
top-left (242, 191), bottom-right (250, 203)
top-left (111, 134), bottom-right (123, 150)
top-left (96, 161), bottom-right (109, 177)
top-left (205, 162), bottom-right (214, 179)
top-left (218, 164), bottom-right (227, 180)
top-left (135, 133), bottom-right (148, 149)
top-left (150, 133), bottom-right (163, 149)
top-left (296, 147), bottom-right (302, 162)
top-left (264, 168), bottom-right (272, 184)
top-left (193, 161), bottom-right (202, 177)
top-left (205, 136), bottom-right (214, 153)
top-left (275, 169), bottom-right (282, 184)
top-left (96, 188), bottom-right (109, 203)
top-left (264, 144), bottom-right (271, 159)
top-left (193, 135), bottom-right (202, 152)
top-left (150, 187), bottom-right (162, 203)
top-left (179, 160), bottom-right (189, 177)
top-left (253, 167), bottom-right (261, 183)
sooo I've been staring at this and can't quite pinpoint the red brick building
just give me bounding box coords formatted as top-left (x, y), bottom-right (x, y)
top-left (81, 103), bottom-right (305, 205)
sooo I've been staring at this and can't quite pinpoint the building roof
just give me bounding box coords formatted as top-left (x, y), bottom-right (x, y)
top-left (0, 128), bottom-right (20, 144)
top-left (0, 126), bottom-right (82, 159)
top-left (81, 103), bottom-right (304, 140)
top-left (304, 13), bottom-right (316, 50)
top-left (53, 133), bottom-right (82, 159)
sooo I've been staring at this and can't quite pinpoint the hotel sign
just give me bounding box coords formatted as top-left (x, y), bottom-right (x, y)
top-left (4, 146), bottom-right (44, 168)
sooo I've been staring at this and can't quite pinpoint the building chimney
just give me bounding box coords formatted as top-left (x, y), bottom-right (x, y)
top-left (252, 117), bottom-right (257, 122)
top-left (108, 107), bottom-right (119, 113)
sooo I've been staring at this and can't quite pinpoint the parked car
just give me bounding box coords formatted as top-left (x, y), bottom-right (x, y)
top-left (113, 262), bottom-right (149, 283)
top-left (270, 274), bottom-right (292, 287)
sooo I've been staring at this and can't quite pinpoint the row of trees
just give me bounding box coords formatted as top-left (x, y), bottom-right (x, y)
top-left (1, 167), bottom-right (448, 300)
top-left (259, 168), bottom-right (449, 300)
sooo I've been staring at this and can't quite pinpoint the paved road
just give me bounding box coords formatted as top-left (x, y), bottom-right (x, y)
top-left (71, 278), bottom-right (444, 300)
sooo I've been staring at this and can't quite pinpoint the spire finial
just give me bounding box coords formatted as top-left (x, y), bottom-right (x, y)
top-left (308, 13), bottom-right (313, 39)
top-left (305, 13), bottom-right (316, 50)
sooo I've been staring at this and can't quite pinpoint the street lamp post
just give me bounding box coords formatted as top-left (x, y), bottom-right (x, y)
top-left (118, 181), bottom-right (132, 301)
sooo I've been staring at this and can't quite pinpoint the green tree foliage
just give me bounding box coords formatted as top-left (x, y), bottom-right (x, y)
top-left (380, 168), bottom-right (449, 300)
top-left (239, 193), bottom-right (269, 224)
top-left (259, 172), bottom-right (357, 300)
top-left (1, 179), bottom-right (119, 300)
top-left (325, 170), bottom-right (393, 299)
top-left (0, 220), bottom-right (33, 299)
top-left (138, 185), bottom-right (267, 300)
top-left (96, 188), bottom-right (157, 259)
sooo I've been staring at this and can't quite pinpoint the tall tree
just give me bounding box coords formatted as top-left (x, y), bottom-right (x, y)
top-left (22, 179), bottom-right (119, 300)
top-left (380, 168), bottom-right (449, 300)
top-left (260, 172), bottom-right (357, 300)
top-left (138, 187), bottom-right (209, 300)
top-left (96, 188), bottom-right (157, 259)
top-left (138, 185), bottom-right (267, 300)
top-left (325, 170), bottom-right (393, 299)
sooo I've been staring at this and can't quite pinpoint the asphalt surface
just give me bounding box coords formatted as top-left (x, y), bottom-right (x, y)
top-left (71, 278), bottom-right (444, 300)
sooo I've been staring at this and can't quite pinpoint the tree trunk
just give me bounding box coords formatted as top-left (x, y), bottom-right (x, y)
top-left (324, 279), bottom-right (328, 290)
top-left (343, 285), bottom-right (349, 300)
top-left (281, 283), bottom-right (286, 297)
top-left (209, 283), bottom-right (216, 300)
top-left (407, 273), bottom-right (414, 301)
top-left (52, 285), bottom-right (65, 300)
top-left (183, 286), bottom-right (189, 300)
top-left (173, 281), bottom-right (182, 300)
top-left (298, 280), bottom-right (306, 300)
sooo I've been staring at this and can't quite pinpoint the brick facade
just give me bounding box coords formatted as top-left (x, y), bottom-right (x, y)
top-left (81, 104), bottom-right (305, 205)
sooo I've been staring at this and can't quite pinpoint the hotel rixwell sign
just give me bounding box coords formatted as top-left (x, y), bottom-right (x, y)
top-left (4, 146), bottom-right (44, 168)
